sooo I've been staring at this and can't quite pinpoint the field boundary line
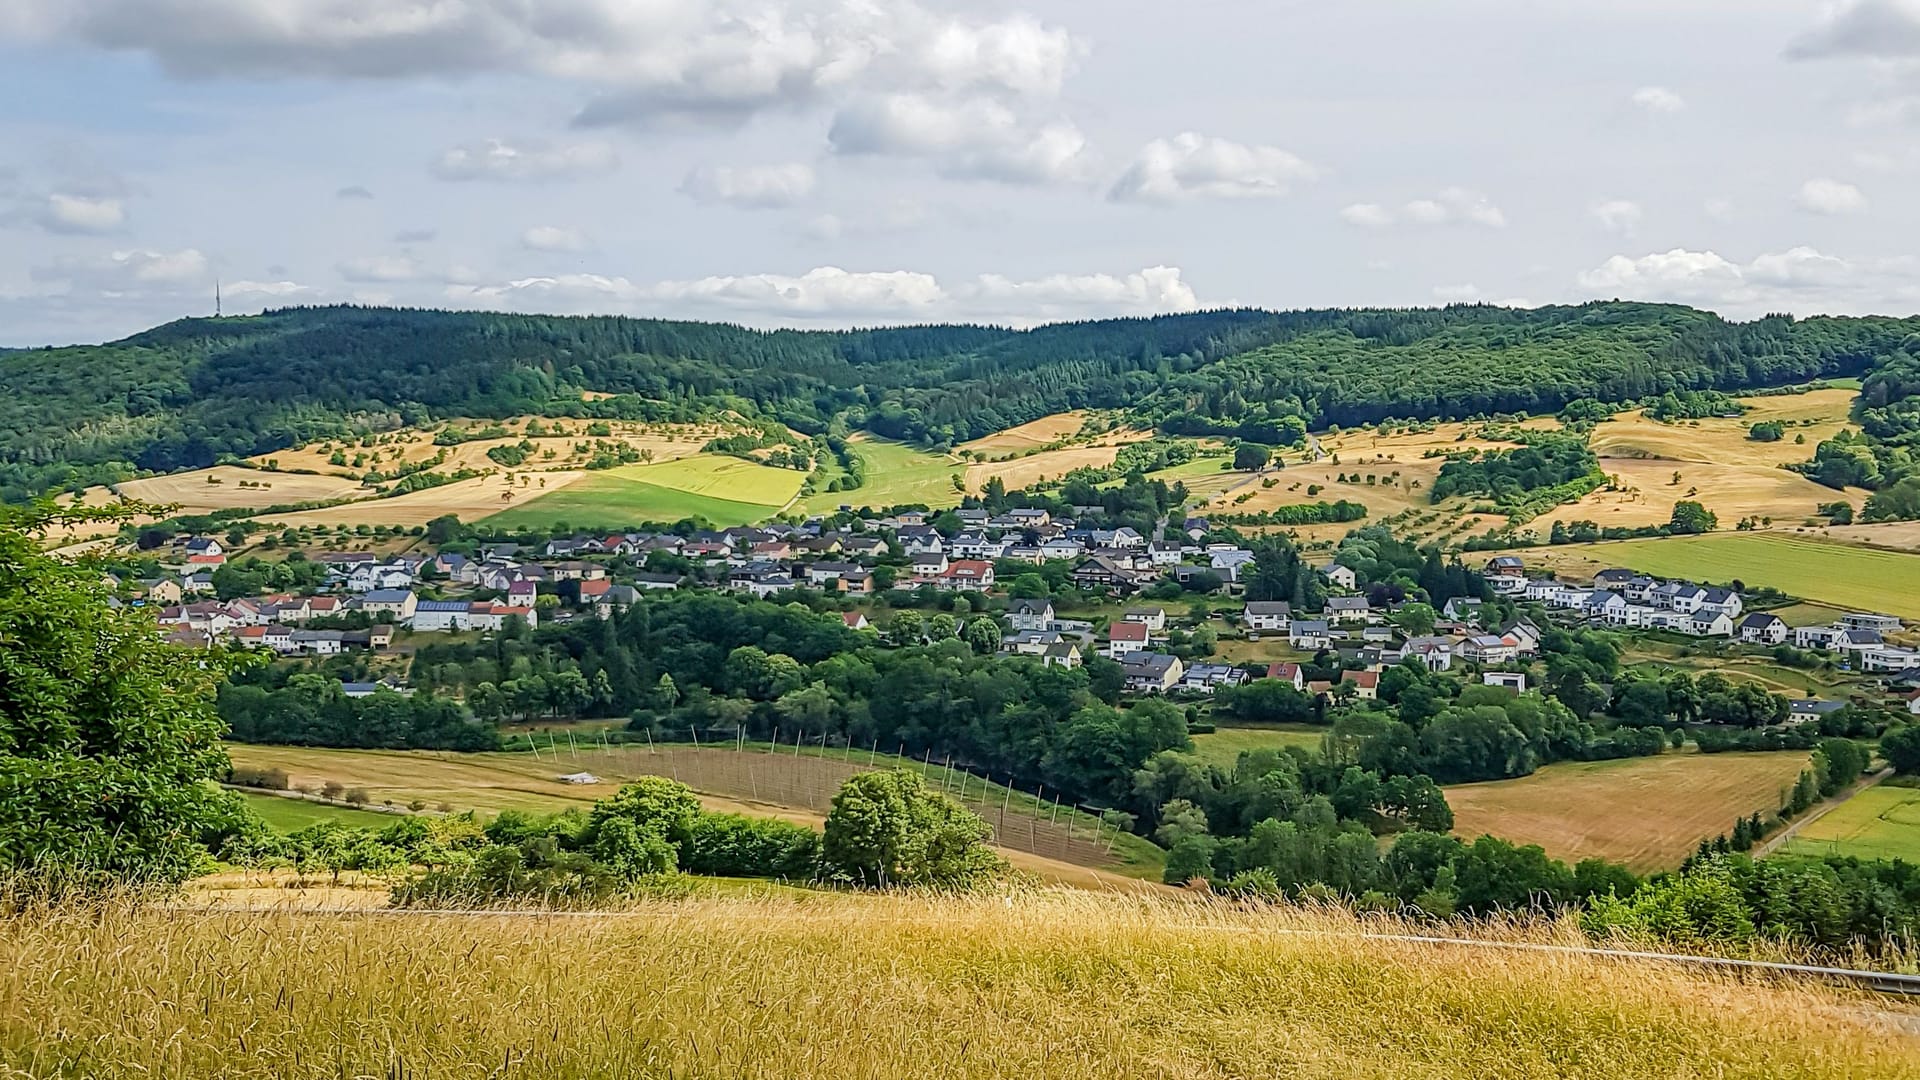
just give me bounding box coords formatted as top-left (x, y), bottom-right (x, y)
top-left (1756, 768), bottom-right (1895, 858)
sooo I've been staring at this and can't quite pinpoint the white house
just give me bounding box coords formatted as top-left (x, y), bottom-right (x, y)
top-left (1483, 671), bottom-right (1527, 693)
top-left (1318, 561), bottom-right (1357, 589)
top-left (1244, 601), bottom-right (1292, 635)
top-left (1123, 607), bottom-right (1167, 632)
top-left (1326, 596), bottom-right (1373, 625)
top-left (1006, 598), bottom-right (1055, 632)
top-left (1685, 610), bottom-right (1736, 638)
top-left (1106, 620), bottom-right (1151, 658)
top-left (1264, 662), bottom-right (1306, 690)
top-left (1795, 624), bottom-right (1850, 651)
top-left (1738, 613), bottom-right (1789, 646)
top-left (1289, 620), bottom-right (1332, 650)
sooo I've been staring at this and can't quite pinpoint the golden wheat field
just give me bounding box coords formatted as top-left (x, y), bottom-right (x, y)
top-left (4, 892), bottom-right (1917, 1079)
top-left (248, 417), bottom-right (727, 476)
top-left (965, 444), bottom-right (1122, 491)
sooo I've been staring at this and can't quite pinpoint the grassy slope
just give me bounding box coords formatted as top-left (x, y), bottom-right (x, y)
top-left (800, 437), bottom-right (961, 514)
top-left (486, 455), bottom-right (802, 529)
top-left (1538, 533), bottom-right (1920, 618)
top-left (7, 894), bottom-right (1916, 1079)
top-left (1445, 752), bottom-right (1813, 872)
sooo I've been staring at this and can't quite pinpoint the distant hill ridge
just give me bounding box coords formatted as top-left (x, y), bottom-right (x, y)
top-left (1, 300), bottom-right (1915, 502)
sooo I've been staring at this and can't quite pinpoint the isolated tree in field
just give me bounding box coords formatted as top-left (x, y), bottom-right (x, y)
top-left (1233, 443), bottom-right (1273, 471)
top-left (820, 769), bottom-right (1002, 888)
top-left (1668, 500), bottom-right (1718, 534)
top-left (0, 499), bottom-right (252, 883)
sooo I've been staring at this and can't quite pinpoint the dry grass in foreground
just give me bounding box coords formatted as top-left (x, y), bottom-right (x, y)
top-left (5, 891), bottom-right (1918, 1079)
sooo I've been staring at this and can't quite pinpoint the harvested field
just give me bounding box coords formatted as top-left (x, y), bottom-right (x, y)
top-left (248, 417), bottom-right (726, 476)
top-left (1816, 521), bottom-right (1920, 552)
top-left (256, 472), bottom-right (585, 529)
top-left (1531, 458), bottom-right (1859, 532)
top-left (1445, 751), bottom-right (1813, 872)
top-left (966, 445), bottom-right (1120, 492)
top-left (958, 411), bottom-right (1094, 452)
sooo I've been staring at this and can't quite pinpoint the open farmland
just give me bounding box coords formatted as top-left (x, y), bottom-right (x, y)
top-left (1534, 533), bottom-right (1920, 619)
top-left (235, 791), bottom-right (400, 830)
top-left (957, 411), bottom-right (1095, 453)
top-left (224, 743), bottom-right (1161, 881)
top-left (965, 444), bottom-right (1120, 492)
top-left (1445, 752), bottom-right (1812, 872)
top-left (1779, 783), bottom-right (1920, 863)
top-left (800, 436), bottom-right (961, 513)
top-left (487, 455), bottom-right (802, 529)
top-left (247, 416), bottom-right (726, 477)
top-left (252, 471), bottom-right (586, 529)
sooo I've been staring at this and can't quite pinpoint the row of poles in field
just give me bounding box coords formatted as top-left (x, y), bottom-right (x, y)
top-left (518, 725), bottom-right (1126, 855)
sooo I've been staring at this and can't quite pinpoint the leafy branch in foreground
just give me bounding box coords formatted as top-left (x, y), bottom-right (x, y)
top-left (0, 499), bottom-right (253, 884)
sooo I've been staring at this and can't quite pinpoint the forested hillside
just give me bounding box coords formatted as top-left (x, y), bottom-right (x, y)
top-left (3, 301), bottom-right (1916, 501)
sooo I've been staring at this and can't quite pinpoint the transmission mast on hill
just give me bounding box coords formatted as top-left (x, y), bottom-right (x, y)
top-left (215, 278), bottom-right (222, 318)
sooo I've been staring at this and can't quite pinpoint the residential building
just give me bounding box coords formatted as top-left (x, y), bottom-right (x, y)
top-left (1788, 699), bottom-right (1848, 724)
top-left (1070, 556), bottom-right (1140, 596)
top-left (1006, 598), bottom-right (1055, 632)
top-left (412, 599), bottom-right (476, 632)
top-left (1841, 612), bottom-right (1904, 634)
top-left (1119, 652), bottom-right (1184, 694)
top-left (1458, 635), bottom-right (1518, 663)
top-left (1483, 671), bottom-right (1527, 693)
top-left (1341, 670), bottom-right (1379, 700)
top-left (1326, 596), bottom-right (1373, 625)
top-left (1123, 607), bottom-right (1167, 632)
top-left (1244, 601), bottom-right (1292, 635)
top-left (1738, 613), bottom-right (1789, 645)
top-left (1180, 663), bottom-right (1246, 694)
top-left (359, 589), bottom-right (418, 624)
top-left (1264, 662), bottom-right (1306, 690)
top-left (842, 611), bottom-right (871, 631)
top-left (1795, 624), bottom-right (1850, 651)
top-left (1318, 561), bottom-right (1357, 589)
top-left (1106, 620), bottom-right (1151, 658)
top-left (1290, 620), bottom-right (1332, 650)
top-left (1041, 642), bottom-right (1082, 669)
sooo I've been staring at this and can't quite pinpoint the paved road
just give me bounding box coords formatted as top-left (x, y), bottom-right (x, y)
top-left (1755, 767), bottom-right (1893, 858)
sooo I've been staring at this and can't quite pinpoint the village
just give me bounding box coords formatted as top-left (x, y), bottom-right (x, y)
top-left (118, 507), bottom-right (1920, 722)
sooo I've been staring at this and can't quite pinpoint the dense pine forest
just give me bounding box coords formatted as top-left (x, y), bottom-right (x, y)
top-left (3, 301), bottom-right (1917, 501)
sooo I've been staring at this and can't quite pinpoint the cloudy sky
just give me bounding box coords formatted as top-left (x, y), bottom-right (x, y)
top-left (4, 0), bottom-right (1920, 344)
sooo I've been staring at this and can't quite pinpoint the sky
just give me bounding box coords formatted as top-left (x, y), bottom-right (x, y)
top-left (4, 0), bottom-right (1920, 345)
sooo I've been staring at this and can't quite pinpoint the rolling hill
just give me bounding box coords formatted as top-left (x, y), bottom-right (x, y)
top-left (5, 301), bottom-right (1917, 503)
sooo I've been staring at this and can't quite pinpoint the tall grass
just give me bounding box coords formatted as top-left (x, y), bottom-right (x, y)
top-left (3, 890), bottom-right (1917, 1078)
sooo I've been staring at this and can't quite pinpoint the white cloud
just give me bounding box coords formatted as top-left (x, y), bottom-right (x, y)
top-left (1796, 177), bottom-right (1868, 214)
top-left (1337, 188), bottom-right (1506, 229)
top-left (336, 254), bottom-right (421, 283)
top-left (3, 1), bottom-right (1085, 132)
top-left (431, 138), bottom-right (618, 182)
top-left (224, 279), bottom-right (316, 299)
top-left (1787, 0), bottom-right (1920, 60)
top-left (1107, 133), bottom-right (1314, 202)
top-left (443, 263), bottom-right (1204, 325)
top-left (680, 163), bottom-right (816, 208)
top-left (30, 247), bottom-right (209, 292)
top-left (1574, 245), bottom-right (1920, 317)
top-left (1591, 199), bottom-right (1642, 235)
top-left (1339, 203), bottom-right (1394, 228)
top-left (1630, 86), bottom-right (1685, 113)
top-left (828, 94), bottom-right (1091, 184)
top-left (521, 225), bottom-right (591, 252)
top-left (39, 193), bottom-right (124, 233)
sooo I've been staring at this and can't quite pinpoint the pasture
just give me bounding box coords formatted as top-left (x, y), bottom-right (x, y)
top-left (965, 445), bottom-right (1120, 492)
top-left (1536, 533), bottom-right (1920, 619)
top-left (487, 455), bottom-right (802, 529)
top-left (1779, 783), bottom-right (1920, 863)
top-left (800, 437), bottom-right (961, 513)
top-left (235, 791), bottom-right (399, 830)
top-left (1444, 751), bottom-right (1812, 872)
top-left (1188, 726), bottom-right (1326, 768)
